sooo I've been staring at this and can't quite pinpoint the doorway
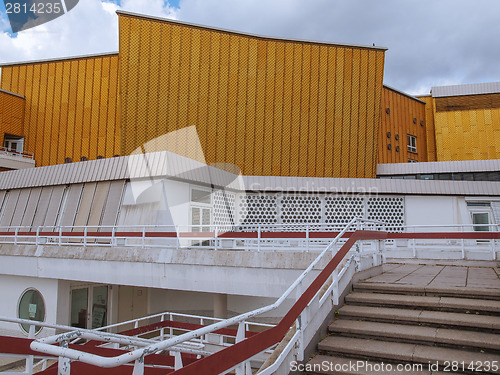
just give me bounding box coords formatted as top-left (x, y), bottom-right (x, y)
top-left (70, 285), bottom-right (109, 329)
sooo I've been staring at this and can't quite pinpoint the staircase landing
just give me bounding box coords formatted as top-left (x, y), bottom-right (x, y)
top-left (306, 262), bottom-right (500, 375)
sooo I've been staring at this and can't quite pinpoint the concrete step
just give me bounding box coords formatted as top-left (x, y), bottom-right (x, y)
top-left (338, 305), bottom-right (500, 332)
top-left (329, 319), bottom-right (500, 352)
top-left (318, 336), bottom-right (500, 374)
top-left (353, 282), bottom-right (500, 300)
top-left (345, 292), bottom-right (500, 315)
top-left (305, 354), bottom-right (460, 375)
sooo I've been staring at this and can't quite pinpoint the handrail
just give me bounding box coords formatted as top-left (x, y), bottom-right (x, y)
top-left (170, 229), bottom-right (387, 375)
top-left (0, 147), bottom-right (34, 159)
top-left (29, 218), bottom-right (384, 370)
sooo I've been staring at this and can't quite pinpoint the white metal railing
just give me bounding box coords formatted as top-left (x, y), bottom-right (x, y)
top-left (384, 223), bottom-right (500, 261)
top-left (24, 218), bottom-right (386, 375)
top-left (0, 311), bottom-right (274, 375)
top-left (0, 147), bottom-right (34, 160)
top-left (0, 221), bottom-right (386, 252)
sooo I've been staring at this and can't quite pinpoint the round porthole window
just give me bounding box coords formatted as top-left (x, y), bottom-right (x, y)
top-left (18, 289), bottom-right (45, 334)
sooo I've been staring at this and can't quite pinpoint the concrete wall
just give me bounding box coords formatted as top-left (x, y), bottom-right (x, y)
top-left (405, 195), bottom-right (462, 229)
top-left (0, 275), bottom-right (59, 337)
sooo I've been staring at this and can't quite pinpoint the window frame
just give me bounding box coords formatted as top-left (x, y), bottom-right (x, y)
top-left (407, 134), bottom-right (417, 153)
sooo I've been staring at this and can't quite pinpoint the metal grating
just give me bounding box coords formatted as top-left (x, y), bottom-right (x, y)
top-left (367, 197), bottom-right (404, 231)
top-left (325, 196), bottom-right (364, 226)
top-left (237, 195), bottom-right (278, 229)
top-left (213, 190), bottom-right (236, 232)
top-left (280, 195), bottom-right (322, 224)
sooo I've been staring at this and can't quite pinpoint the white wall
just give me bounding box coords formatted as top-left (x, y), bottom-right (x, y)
top-left (405, 196), bottom-right (471, 231)
top-left (148, 288), bottom-right (293, 321)
top-left (117, 179), bottom-right (191, 230)
top-left (0, 275), bottom-right (59, 337)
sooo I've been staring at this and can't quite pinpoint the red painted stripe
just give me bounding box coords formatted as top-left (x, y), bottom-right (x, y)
top-left (114, 232), bottom-right (143, 237)
top-left (218, 232), bottom-right (258, 238)
top-left (178, 232), bottom-right (215, 238)
top-left (145, 232), bottom-right (178, 238)
top-left (388, 232), bottom-right (500, 240)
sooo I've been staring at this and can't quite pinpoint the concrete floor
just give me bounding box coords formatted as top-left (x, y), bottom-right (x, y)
top-left (363, 261), bottom-right (500, 292)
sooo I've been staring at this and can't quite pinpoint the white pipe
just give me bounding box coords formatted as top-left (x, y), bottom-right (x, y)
top-left (30, 218), bottom-right (362, 368)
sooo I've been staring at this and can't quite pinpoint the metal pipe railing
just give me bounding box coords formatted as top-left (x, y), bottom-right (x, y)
top-left (29, 218), bottom-right (377, 371)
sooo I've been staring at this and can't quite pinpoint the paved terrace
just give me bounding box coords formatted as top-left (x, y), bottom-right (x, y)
top-left (361, 261), bottom-right (500, 298)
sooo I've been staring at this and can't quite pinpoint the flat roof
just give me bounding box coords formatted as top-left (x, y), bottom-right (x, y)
top-left (1, 155), bottom-right (499, 196)
top-left (117, 10), bottom-right (388, 52)
top-left (431, 81), bottom-right (500, 98)
top-left (243, 175), bottom-right (500, 196)
top-left (0, 52), bottom-right (119, 67)
top-left (377, 159), bottom-right (500, 175)
top-left (383, 85), bottom-right (426, 104)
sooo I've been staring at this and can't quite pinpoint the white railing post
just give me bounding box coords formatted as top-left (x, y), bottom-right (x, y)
top-left (461, 226), bottom-right (465, 259)
top-left (173, 351), bottom-right (183, 370)
top-left (160, 314), bottom-right (165, 340)
top-left (59, 226), bottom-right (62, 246)
top-left (214, 226), bottom-right (218, 251)
top-left (331, 268), bottom-right (339, 306)
top-left (36, 226), bottom-right (40, 245)
top-left (14, 227), bottom-right (19, 245)
top-left (235, 321), bottom-right (249, 375)
top-left (142, 226), bottom-right (146, 249)
top-left (112, 225), bottom-right (116, 247)
top-left (306, 225), bottom-right (310, 252)
top-left (26, 324), bottom-right (35, 375)
top-left (83, 226), bottom-right (87, 248)
top-left (257, 226), bottom-right (261, 252)
top-left (132, 358), bottom-right (144, 375)
top-left (380, 239), bottom-right (386, 264)
top-left (58, 340), bottom-right (71, 375)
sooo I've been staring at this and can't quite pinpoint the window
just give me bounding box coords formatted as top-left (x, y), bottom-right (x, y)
top-left (191, 188), bottom-right (211, 204)
top-left (472, 212), bottom-right (490, 232)
top-left (18, 289), bottom-right (45, 334)
top-left (407, 134), bottom-right (417, 153)
top-left (3, 134), bottom-right (24, 154)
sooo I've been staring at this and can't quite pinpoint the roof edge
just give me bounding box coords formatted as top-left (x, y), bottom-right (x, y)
top-left (383, 84), bottom-right (426, 104)
top-left (0, 51), bottom-right (119, 67)
top-left (0, 88), bottom-right (25, 99)
top-left (117, 10), bottom-right (388, 52)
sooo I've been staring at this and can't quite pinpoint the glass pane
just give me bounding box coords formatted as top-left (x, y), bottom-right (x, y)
top-left (192, 207), bottom-right (200, 226)
top-left (191, 189), bottom-right (211, 204)
top-left (18, 289), bottom-right (45, 334)
top-left (473, 213), bottom-right (489, 232)
top-left (71, 288), bottom-right (88, 328)
top-left (92, 286), bottom-right (108, 329)
top-left (202, 208), bottom-right (211, 225)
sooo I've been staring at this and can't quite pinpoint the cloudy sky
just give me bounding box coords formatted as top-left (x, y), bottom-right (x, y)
top-left (1, 0), bottom-right (499, 95)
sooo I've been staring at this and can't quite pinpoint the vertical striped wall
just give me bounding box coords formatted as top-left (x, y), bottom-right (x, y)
top-left (417, 95), bottom-right (437, 162)
top-left (0, 90), bottom-right (25, 144)
top-left (118, 13), bottom-right (386, 178)
top-left (0, 54), bottom-right (120, 166)
top-left (432, 94), bottom-right (500, 161)
top-left (378, 87), bottom-right (427, 164)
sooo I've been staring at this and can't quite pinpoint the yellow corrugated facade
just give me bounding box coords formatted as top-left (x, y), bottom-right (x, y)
top-left (118, 13), bottom-right (386, 178)
top-left (379, 87), bottom-right (427, 164)
top-left (416, 95), bottom-right (437, 162)
top-left (0, 90), bottom-right (25, 144)
top-left (430, 93), bottom-right (500, 161)
top-left (0, 54), bottom-right (120, 166)
top-left (2, 11), bottom-right (498, 174)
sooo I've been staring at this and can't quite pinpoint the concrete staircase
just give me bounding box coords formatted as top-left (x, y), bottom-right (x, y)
top-left (306, 282), bottom-right (500, 375)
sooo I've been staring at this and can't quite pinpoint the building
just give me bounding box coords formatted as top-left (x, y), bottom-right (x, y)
top-left (1, 12), bottom-right (498, 176)
top-left (0, 10), bottom-right (499, 375)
